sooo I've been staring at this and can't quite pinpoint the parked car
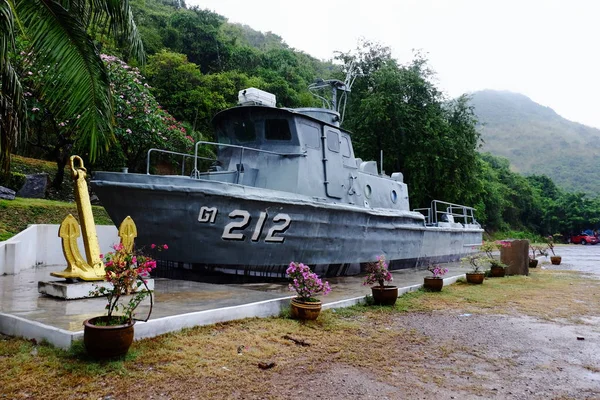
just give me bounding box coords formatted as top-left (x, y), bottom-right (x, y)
top-left (569, 233), bottom-right (599, 245)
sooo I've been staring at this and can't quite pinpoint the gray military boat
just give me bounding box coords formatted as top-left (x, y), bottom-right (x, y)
top-left (91, 78), bottom-right (483, 278)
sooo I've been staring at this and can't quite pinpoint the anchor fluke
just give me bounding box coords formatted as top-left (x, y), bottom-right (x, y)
top-left (118, 216), bottom-right (137, 253)
top-left (51, 214), bottom-right (105, 281)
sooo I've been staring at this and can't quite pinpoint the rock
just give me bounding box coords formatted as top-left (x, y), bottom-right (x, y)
top-left (16, 173), bottom-right (48, 198)
top-left (258, 361), bottom-right (276, 370)
top-left (0, 186), bottom-right (16, 200)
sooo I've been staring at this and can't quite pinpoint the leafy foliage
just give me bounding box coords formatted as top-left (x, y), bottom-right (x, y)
top-left (0, 0), bottom-right (145, 178)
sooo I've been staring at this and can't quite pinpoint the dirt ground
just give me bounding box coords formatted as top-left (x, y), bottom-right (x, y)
top-left (269, 312), bottom-right (600, 400)
top-left (118, 312), bottom-right (600, 400)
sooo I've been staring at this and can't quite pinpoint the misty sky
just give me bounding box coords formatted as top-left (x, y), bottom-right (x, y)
top-left (189, 0), bottom-right (600, 128)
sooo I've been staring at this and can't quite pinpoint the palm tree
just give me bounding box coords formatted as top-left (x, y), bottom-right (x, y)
top-left (0, 0), bottom-right (144, 176)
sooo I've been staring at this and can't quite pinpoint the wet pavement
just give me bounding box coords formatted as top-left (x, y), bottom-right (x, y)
top-left (1, 261), bottom-right (465, 333)
top-left (0, 243), bottom-right (598, 335)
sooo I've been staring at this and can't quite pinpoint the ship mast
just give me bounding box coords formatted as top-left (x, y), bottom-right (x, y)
top-left (308, 61), bottom-right (359, 124)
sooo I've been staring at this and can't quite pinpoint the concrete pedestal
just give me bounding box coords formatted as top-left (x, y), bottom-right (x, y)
top-left (500, 239), bottom-right (529, 276)
top-left (38, 279), bottom-right (155, 300)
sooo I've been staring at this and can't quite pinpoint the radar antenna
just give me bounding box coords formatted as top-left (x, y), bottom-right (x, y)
top-left (308, 61), bottom-right (360, 124)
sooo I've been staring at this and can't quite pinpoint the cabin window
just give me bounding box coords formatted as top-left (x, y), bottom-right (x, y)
top-left (300, 122), bottom-right (320, 149)
top-left (265, 119), bottom-right (291, 141)
top-left (341, 136), bottom-right (351, 158)
top-left (327, 130), bottom-right (340, 152)
top-left (233, 120), bottom-right (256, 142)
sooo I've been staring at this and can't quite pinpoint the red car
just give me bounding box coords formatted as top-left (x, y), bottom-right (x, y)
top-left (569, 233), bottom-right (599, 245)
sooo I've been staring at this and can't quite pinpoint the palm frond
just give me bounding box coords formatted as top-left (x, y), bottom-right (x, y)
top-left (67, 0), bottom-right (145, 63)
top-left (0, 0), bottom-right (25, 175)
top-left (16, 0), bottom-right (114, 160)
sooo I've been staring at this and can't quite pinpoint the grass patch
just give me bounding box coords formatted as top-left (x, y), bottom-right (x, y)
top-left (0, 197), bottom-right (112, 240)
top-left (9, 155), bottom-right (76, 201)
top-left (0, 155), bottom-right (113, 240)
top-left (1, 269), bottom-right (599, 399)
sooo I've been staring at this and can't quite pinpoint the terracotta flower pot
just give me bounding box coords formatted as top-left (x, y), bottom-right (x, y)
top-left (423, 277), bottom-right (444, 291)
top-left (290, 298), bottom-right (322, 320)
top-left (529, 259), bottom-right (539, 268)
top-left (83, 316), bottom-right (135, 358)
top-left (551, 256), bottom-right (562, 265)
top-left (371, 285), bottom-right (398, 305)
top-left (466, 272), bottom-right (485, 284)
top-left (489, 265), bottom-right (506, 277)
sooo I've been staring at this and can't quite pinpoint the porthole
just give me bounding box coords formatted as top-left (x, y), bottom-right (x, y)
top-left (391, 190), bottom-right (398, 204)
top-left (364, 184), bottom-right (372, 198)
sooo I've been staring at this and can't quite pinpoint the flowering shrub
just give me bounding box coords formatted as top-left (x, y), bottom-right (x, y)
top-left (286, 262), bottom-right (331, 302)
top-left (363, 255), bottom-right (393, 288)
top-left (98, 54), bottom-right (195, 172)
top-left (90, 243), bottom-right (166, 325)
top-left (481, 240), bottom-right (511, 268)
top-left (428, 264), bottom-right (448, 278)
top-left (462, 248), bottom-right (485, 273)
top-left (529, 244), bottom-right (548, 260)
top-left (546, 235), bottom-right (559, 256)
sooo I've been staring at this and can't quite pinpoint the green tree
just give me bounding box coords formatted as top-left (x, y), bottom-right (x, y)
top-left (0, 0), bottom-right (144, 176)
top-left (341, 44), bottom-right (481, 208)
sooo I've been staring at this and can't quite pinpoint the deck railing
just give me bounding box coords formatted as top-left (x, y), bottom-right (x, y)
top-left (146, 148), bottom-right (214, 175)
top-left (146, 141), bottom-right (306, 179)
top-left (414, 200), bottom-right (477, 225)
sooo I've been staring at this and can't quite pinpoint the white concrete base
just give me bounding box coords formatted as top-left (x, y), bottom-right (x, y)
top-left (38, 279), bottom-right (155, 300)
top-left (0, 312), bottom-right (82, 349)
top-left (0, 224), bottom-right (118, 275)
top-left (3, 274), bottom-right (467, 349)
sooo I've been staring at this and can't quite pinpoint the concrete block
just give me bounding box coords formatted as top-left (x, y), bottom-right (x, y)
top-left (38, 279), bottom-right (155, 300)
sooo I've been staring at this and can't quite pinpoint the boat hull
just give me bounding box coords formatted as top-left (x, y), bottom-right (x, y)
top-left (92, 172), bottom-right (482, 277)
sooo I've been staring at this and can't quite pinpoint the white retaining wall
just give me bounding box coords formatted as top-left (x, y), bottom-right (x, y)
top-left (0, 224), bottom-right (118, 275)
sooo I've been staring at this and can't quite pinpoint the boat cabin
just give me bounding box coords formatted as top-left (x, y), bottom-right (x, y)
top-left (204, 88), bottom-right (410, 212)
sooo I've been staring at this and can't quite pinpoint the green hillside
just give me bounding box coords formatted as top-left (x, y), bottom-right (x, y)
top-left (470, 90), bottom-right (600, 196)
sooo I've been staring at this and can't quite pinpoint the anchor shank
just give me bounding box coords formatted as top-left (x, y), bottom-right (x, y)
top-left (71, 156), bottom-right (102, 272)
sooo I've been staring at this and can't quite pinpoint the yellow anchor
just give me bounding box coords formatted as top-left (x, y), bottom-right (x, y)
top-left (52, 156), bottom-right (139, 281)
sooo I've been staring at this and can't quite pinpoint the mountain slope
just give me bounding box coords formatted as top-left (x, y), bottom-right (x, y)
top-left (470, 90), bottom-right (600, 196)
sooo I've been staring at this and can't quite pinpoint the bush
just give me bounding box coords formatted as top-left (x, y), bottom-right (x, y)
top-left (488, 230), bottom-right (544, 243)
top-left (0, 172), bottom-right (26, 192)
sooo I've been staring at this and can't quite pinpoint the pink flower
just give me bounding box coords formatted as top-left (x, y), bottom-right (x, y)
top-left (363, 255), bottom-right (392, 287)
top-left (151, 244), bottom-right (156, 249)
top-left (286, 262), bottom-right (331, 301)
top-left (163, 244), bottom-right (168, 250)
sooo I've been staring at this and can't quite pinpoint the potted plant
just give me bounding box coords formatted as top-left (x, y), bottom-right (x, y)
top-left (547, 235), bottom-right (562, 265)
top-left (286, 262), bottom-right (331, 320)
top-left (461, 251), bottom-right (486, 284)
top-left (363, 255), bottom-right (397, 305)
top-left (529, 244), bottom-right (547, 268)
top-left (423, 264), bottom-right (448, 291)
top-left (481, 240), bottom-right (510, 277)
top-left (84, 243), bottom-right (165, 358)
